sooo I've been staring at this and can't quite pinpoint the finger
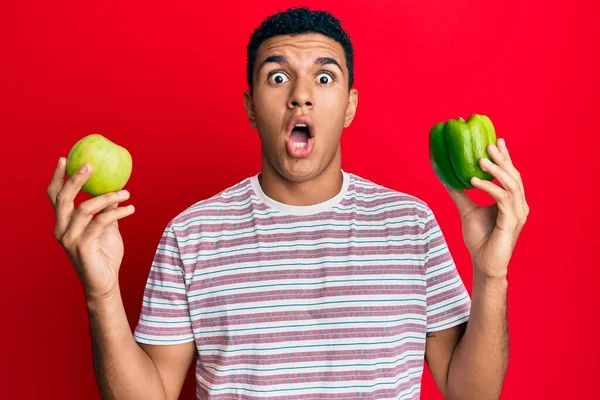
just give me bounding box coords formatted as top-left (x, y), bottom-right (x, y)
top-left (470, 177), bottom-right (510, 205)
top-left (54, 164), bottom-right (94, 238)
top-left (84, 204), bottom-right (136, 241)
top-left (479, 157), bottom-right (521, 195)
top-left (487, 143), bottom-right (521, 181)
top-left (100, 201), bottom-right (121, 228)
top-left (488, 141), bottom-right (525, 192)
top-left (496, 138), bottom-right (512, 163)
top-left (47, 157), bottom-right (67, 207)
top-left (445, 186), bottom-right (477, 218)
top-left (64, 191), bottom-right (130, 240)
top-left (480, 157), bottom-right (527, 214)
top-left (100, 202), bottom-right (119, 213)
top-left (490, 139), bottom-right (528, 214)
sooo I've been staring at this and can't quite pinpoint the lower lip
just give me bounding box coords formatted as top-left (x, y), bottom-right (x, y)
top-left (286, 136), bottom-right (315, 158)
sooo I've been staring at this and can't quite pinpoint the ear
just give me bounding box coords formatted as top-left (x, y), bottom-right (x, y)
top-left (244, 91), bottom-right (257, 129)
top-left (344, 88), bottom-right (358, 128)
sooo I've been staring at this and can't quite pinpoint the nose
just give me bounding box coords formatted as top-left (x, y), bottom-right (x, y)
top-left (287, 78), bottom-right (314, 110)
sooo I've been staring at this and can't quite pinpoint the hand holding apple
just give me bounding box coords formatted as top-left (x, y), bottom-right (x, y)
top-left (46, 134), bottom-right (135, 301)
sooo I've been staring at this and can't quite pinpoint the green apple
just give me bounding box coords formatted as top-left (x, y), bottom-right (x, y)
top-left (66, 133), bottom-right (132, 196)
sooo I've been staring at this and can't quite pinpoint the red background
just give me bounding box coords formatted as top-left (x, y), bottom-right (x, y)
top-left (1, 0), bottom-right (598, 398)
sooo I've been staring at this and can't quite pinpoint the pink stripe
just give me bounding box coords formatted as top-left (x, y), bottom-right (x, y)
top-left (173, 244), bottom-right (425, 273)
top-left (175, 207), bottom-right (424, 237)
top-left (198, 342), bottom-right (425, 367)
top-left (173, 225), bottom-right (423, 253)
top-left (140, 305), bottom-right (189, 318)
top-left (135, 325), bottom-right (192, 335)
top-left (195, 304), bottom-right (426, 328)
top-left (425, 251), bottom-right (452, 269)
top-left (144, 288), bottom-right (187, 301)
top-left (187, 265), bottom-right (424, 293)
top-left (423, 217), bottom-right (437, 234)
top-left (172, 246), bottom-right (422, 268)
top-left (148, 264), bottom-right (424, 288)
top-left (428, 234), bottom-right (446, 248)
top-left (192, 285), bottom-right (424, 310)
top-left (198, 323), bottom-right (426, 347)
top-left (428, 287), bottom-right (467, 308)
top-left (428, 303), bottom-right (471, 325)
top-left (148, 270), bottom-right (185, 284)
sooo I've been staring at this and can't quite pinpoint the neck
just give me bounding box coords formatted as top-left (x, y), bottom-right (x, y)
top-left (259, 149), bottom-right (343, 206)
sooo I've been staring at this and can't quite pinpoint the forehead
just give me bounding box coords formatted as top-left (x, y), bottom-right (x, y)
top-left (256, 33), bottom-right (346, 67)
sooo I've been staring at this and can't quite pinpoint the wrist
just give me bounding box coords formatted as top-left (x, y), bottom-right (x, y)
top-left (86, 286), bottom-right (122, 310)
top-left (473, 268), bottom-right (508, 296)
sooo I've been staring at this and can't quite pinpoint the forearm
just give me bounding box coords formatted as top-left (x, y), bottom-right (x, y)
top-left (86, 289), bottom-right (167, 400)
top-left (447, 268), bottom-right (509, 400)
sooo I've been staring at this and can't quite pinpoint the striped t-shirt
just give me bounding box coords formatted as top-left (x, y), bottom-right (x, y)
top-left (134, 169), bottom-right (471, 399)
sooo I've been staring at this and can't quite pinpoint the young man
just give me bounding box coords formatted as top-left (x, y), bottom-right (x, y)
top-left (46, 7), bottom-right (529, 400)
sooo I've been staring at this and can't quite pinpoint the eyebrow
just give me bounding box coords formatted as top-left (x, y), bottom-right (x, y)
top-left (257, 55), bottom-right (344, 74)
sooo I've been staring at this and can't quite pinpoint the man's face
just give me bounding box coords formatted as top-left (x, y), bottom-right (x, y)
top-left (244, 33), bottom-right (358, 183)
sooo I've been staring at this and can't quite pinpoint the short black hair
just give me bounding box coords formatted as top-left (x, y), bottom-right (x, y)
top-left (246, 7), bottom-right (354, 93)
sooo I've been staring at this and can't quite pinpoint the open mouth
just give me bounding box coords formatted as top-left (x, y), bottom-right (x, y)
top-left (289, 124), bottom-right (311, 148)
top-left (286, 121), bottom-right (315, 158)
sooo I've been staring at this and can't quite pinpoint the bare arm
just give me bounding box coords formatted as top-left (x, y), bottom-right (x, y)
top-left (87, 290), bottom-right (196, 400)
top-left (425, 270), bottom-right (508, 400)
top-left (47, 158), bottom-right (195, 399)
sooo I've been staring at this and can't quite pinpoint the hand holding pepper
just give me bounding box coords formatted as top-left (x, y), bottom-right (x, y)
top-left (444, 138), bottom-right (530, 279)
top-left (429, 115), bottom-right (529, 278)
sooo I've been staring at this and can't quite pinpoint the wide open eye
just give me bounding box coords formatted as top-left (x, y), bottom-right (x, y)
top-left (269, 72), bottom-right (289, 84)
top-left (316, 72), bottom-right (334, 85)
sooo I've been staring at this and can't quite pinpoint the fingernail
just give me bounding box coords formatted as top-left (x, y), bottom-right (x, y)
top-left (79, 165), bottom-right (88, 174)
top-left (117, 190), bottom-right (129, 197)
top-left (481, 158), bottom-right (491, 165)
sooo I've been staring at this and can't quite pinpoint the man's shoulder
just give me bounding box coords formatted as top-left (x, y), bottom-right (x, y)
top-left (347, 171), bottom-right (432, 216)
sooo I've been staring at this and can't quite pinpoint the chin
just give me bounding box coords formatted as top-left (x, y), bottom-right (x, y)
top-left (278, 162), bottom-right (321, 183)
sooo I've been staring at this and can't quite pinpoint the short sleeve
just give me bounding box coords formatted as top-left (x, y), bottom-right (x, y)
top-left (422, 207), bottom-right (471, 332)
top-left (133, 223), bottom-right (195, 345)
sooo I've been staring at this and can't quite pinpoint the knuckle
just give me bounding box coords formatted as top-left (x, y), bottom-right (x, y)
top-left (72, 206), bottom-right (84, 219)
top-left (516, 216), bottom-right (526, 229)
top-left (56, 191), bottom-right (68, 204)
top-left (78, 202), bottom-right (92, 215)
top-left (88, 216), bottom-right (103, 230)
top-left (94, 213), bottom-right (109, 226)
top-left (61, 233), bottom-right (75, 248)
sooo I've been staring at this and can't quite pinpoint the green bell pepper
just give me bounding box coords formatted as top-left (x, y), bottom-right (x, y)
top-left (429, 114), bottom-right (497, 190)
